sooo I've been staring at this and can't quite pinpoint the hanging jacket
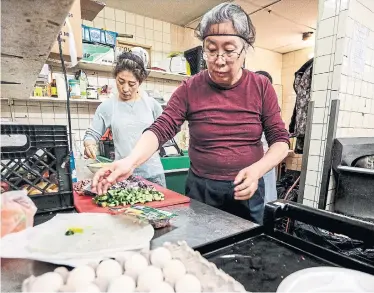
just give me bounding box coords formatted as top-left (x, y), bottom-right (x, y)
top-left (289, 58), bottom-right (314, 154)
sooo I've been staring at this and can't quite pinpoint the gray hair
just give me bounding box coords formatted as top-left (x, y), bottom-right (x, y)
top-left (195, 2), bottom-right (256, 48)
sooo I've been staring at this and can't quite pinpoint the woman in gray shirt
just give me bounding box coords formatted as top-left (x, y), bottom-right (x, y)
top-left (83, 51), bottom-right (166, 186)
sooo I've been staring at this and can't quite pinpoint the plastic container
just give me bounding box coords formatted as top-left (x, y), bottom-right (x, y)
top-left (86, 86), bottom-right (98, 99)
top-left (68, 79), bottom-right (80, 99)
top-left (0, 124), bottom-right (74, 214)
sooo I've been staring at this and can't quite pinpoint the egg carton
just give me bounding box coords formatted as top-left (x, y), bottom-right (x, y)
top-left (21, 242), bottom-right (246, 293)
top-left (162, 241), bottom-right (246, 292)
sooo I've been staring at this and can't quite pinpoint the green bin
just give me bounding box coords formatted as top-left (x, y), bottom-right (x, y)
top-left (161, 151), bottom-right (190, 194)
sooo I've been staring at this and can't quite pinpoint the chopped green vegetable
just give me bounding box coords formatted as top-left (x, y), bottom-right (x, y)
top-left (93, 184), bottom-right (165, 208)
top-left (65, 230), bottom-right (74, 236)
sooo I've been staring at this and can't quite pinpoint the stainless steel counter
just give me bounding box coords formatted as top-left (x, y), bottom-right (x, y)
top-left (1, 200), bottom-right (256, 292)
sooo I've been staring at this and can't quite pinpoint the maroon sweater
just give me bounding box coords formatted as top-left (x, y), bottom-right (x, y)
top-left (148, 69), bottom-right (289, 181)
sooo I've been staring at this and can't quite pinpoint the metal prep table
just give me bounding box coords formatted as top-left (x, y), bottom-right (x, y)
top-left (0, 200), bottom-right (256, 292)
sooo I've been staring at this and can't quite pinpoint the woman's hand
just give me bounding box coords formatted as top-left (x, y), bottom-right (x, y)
top-left (92, 157), bottom-right (136, 195)
top-left (233, 166), bottom-right (261, 200)
top-left (84, 140), bottom-right (97, 159)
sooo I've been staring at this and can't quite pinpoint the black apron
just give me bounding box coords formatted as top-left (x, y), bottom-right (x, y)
top-left (185, 170), bottom-right (265, 224)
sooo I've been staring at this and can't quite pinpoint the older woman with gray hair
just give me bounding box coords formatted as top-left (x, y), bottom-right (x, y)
top-left (93, 3), bottom-right (289, 224)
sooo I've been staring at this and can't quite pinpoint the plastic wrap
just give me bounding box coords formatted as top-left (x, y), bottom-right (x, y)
top-left (1, 190), bottom-right (37, 237)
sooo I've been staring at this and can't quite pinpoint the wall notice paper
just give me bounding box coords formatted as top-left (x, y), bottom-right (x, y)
top-left (0, 213), bottom-right (153, 267)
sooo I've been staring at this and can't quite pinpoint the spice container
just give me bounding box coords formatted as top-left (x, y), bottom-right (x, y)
top-left (86, 86), bottom-right (98, 100)
top-left (68, 79), bottom-right (81, 99)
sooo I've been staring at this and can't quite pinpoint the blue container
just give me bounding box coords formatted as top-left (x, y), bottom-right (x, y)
top-left (81, 25), bottom-right (118, 48)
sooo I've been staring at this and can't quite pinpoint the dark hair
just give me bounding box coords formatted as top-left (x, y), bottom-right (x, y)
top-left (256, 70), bottom-right (273, 84)
top-left (195, 2), bottom-right (256, 48)
top-left (113, 52), bottom-right (148, 83)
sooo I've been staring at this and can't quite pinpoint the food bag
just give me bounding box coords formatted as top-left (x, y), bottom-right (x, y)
top-left (1, 190), bottom-right (37, 237)
top-left (121, 206), bottom-right (176, 229)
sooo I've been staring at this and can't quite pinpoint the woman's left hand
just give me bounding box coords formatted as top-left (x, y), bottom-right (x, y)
top-left (234, 166), bottom-right (261, 200)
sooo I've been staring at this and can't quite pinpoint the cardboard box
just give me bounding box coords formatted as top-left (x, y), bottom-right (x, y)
top-left (49, 0), bottom-right (83, 61)
top-left (82, 43), bottom-right (114, 65)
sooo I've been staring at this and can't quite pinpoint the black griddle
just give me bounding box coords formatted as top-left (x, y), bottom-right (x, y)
top-left (195, 200), bottom-right (374, 292)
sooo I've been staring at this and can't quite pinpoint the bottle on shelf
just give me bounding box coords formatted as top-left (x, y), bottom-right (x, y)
top-left (51, 79), bottom-right (58, 98)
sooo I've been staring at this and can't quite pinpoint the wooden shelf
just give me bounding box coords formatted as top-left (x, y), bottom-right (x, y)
top-left (77, 61), bottom-right (189, 82)
top-left (3, 96), bottom-right (108, 104)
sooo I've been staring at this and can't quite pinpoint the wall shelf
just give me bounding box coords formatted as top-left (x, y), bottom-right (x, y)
top-left (2, 96), bottom-right (108, 104)
top-left (77, 61), bottom-right (189, 82)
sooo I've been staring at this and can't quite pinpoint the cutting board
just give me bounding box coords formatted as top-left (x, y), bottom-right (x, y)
top-left (74, 179), bottom-right (190, 214)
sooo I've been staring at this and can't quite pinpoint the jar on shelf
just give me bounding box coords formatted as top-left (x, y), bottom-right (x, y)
top-left (69, 79), bottom-right (81, 99)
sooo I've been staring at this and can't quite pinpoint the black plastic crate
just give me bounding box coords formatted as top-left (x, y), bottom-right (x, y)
top-left (1, 124), bottom-right (74, 214)
top-left (184, 46), bottom-right (206, 75)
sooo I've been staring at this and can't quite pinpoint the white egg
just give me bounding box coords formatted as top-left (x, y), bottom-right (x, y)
top-left (150, 247), bottom-right (172, 268)
top-left (93, 278), bottom-right (109, 292)
top-left (124, 253), bottom-right (148, 279)
top-left (149, 281), bottom-right (175, 293)
top-left (163, 259), bottom-right (186, 284)
top-left (22, 275), bottom-right (36, 292)
top-left (107, 275), bottom-right (136, 293)
top-left (137, 266), bottom-right (164, 291)
top-left (115, 251), bottom-right (135, 266)
top-left (54, 267), bottom-right (69, 283)
top-left (96, 259), bottom-right (122, 281)
top-left (67, 265), bottom-right (96, 288)
top-left (175, 274), bottom-right (202, 293)
top-left (74, 283), bottom-right (101, 293)
top-left (59, 284), bottom-right (75, 292)
top-left (30, 272), bottom-right (64, 292)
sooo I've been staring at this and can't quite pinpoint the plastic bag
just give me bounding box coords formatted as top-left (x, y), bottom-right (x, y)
top-left (121, 206), bottom-right (176, 229)
top-left (1, 190), bottom-right (37, 238)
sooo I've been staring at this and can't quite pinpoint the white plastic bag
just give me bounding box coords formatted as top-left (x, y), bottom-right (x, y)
top-left (1, 190), bottom-right (37, 237)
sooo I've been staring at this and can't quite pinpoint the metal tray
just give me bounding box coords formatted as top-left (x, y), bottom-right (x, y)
top-left (194, 200), bottom-right (374, 292)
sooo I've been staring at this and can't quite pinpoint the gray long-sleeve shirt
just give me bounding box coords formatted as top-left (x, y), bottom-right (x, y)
top-left (84, 93), bottom-right (165, 183)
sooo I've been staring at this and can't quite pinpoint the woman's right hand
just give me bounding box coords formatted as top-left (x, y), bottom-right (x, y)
top-left (92, 157), bottom-right (136, 195)
top-left (84, 140), bottom-right (98, 160)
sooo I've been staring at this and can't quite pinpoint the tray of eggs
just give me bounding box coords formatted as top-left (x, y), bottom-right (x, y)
top-left (21, 241), bottom-right (246, 292)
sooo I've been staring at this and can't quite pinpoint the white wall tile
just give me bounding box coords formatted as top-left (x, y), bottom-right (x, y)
top-left (163, 33), bottom-right (171, 44)
top-left (136, 26), bottom-right (145, 38)
top-left (154, 19), bottom-right (163, 32)
top-left (93, 17), bottom-right (104, 29)
top-left (337, 11), bottom-right (348, 38)
top-left (309, 139), bottom-right (323, 155)
top-left (306, 170), bottom-right (319, 186)
top-left (104, 7), bottom-right (115, 20)
top-left (311, 123), bottom-right (323, 139)
top-left (154, 31), bottom-right (163, 42)
top-left (126, 24), bottom-right (136, 35)
top-left (312, 90), bottom-right (328, 107)
top-left (116, 22), bottom-right (126, 34)
top-left (126, 12), bottom-right (135, 25)
top-left (315, 55), bottom-right (332, 73)
top-left (303, 199), bottom-right (316, 208)
top-left (314, 73), bottom-right (330, 90)
top-left (115, 9), bottom-right (125, 22)
top-left (145, 29), bottom-right (153, 40)
top-left (304, 184), bottom-right (317, 201)
top-left (136, 15), bottom-right (144, 27)
top-left (145, 17), bottom-right (154, 29)
top-left (162, 22), bottom-right (170, 34)
top-left (321, 0), bottom-right (337, 20)
top-left (105, 19), bottom-right (116, 32)
top-left (317, 36), bottom-right (334, 56)
top-left (318, 17), bottom-right (336, 39)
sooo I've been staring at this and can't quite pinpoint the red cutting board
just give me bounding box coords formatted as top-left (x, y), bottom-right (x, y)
top-left (74, 179), bottom-right (190, 214)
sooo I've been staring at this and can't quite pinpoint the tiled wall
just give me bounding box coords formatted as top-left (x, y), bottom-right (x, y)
top-left (281, 47), bottom-right (315, 171)
top-left (303, 0), bottom-right (374, 209)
